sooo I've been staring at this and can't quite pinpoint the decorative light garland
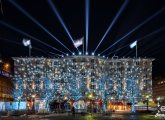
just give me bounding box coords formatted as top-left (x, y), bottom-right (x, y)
top-left (12, 56), bottom-right (153, 103)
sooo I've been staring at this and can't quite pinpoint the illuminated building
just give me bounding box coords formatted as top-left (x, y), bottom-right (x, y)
top-left (0, 59), bottom-right (14, 102)
top-left (152, 77), bottom-right (165, 105)
top-left (13, 56), bottom-right (153, 111)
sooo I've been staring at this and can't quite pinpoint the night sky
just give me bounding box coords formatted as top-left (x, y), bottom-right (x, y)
top-left (0, 0), bottom-right (165, 77)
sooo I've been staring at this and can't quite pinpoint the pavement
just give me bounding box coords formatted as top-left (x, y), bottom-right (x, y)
top-left (0, 111), bottom-right (165, 120)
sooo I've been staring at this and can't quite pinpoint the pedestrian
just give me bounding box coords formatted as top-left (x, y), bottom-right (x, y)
top-left (72, 106), bottom-right (75, 114)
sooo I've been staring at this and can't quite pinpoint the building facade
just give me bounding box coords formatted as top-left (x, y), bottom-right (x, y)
top-left (13, 56), bottom-right (153, 106)
top-left (152, 77), bottom-right (165, 106)
top-left (0, 58), bottom-right (14, 102)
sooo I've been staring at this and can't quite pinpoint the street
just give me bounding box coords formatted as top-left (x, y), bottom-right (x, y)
top-left (0, 112), bottom-right (164, 120)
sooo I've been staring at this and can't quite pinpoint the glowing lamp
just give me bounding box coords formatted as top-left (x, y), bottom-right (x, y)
top-left (157, 97), bottom-right (160, 101)
top-left (64, 96), bottom-right (68, 100)
top-left (146, 95), bottom-right (149, 99)
top-left (4, 63), bottom-right (10, 69)
top-left (32, 94), bottom-right (36, 98)
top-left (18, 96), bottom-right (21, 100)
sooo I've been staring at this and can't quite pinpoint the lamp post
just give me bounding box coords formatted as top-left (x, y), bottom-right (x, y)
top-left (18, 96), bottom-right (21, 110)
top-left (157, 97), bottom-right (160, 113)
top-left (32, 94), bottom-right (36, 111)
top-left (146, 95), bottom-right (149, 112)
top-left (88, 93), bottom-right (93, 112)
top-left (110, 97), bottom-right (114, 111)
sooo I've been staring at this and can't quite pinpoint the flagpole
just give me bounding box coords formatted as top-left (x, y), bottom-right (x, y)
top-left (136, 41), bottom-right (137, 58)
top-left (83, 38), bottom-right (84, 55)
top-left (129, 40), bottom-right (137, 113)
top-left (132, 40), bottom-right (137, 113)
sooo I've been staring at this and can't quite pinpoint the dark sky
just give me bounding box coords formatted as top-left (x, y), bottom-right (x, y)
top-left (0, 0), bottom-right (165, 77)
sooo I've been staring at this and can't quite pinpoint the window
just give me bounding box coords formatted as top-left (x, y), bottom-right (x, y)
top-left (90, 85), bottom-right (95, 89)
top-left (82, 92), bottom-right (85, 95)
top-left (54, 61), bottom-right (59, 65)
top-left (91, 59), bottom-right (94, 63)
top-left (91, 78), bottom-right (94, 82)
top-left (91, 72), bottom-right (94, 76)
top-left (73, 65), bottom-right (76, 69)
top-left (91, 65), bottom-right (94, 69)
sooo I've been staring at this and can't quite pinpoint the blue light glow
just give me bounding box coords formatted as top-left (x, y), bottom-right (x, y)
top-left (94, 0), bottom-right (129, 52)
top-left (0, 21), bottom-right (66, 54)
top-left (85, 0), bottom-right (90, 52)
top-left (48, 0), bottom-right (79, 52)
top-left (0, 102), bottom-right (26, 111)
top-left (100, 7), bottom-right (165, 55)
top-left (8, 0), bottom-right (72, 53)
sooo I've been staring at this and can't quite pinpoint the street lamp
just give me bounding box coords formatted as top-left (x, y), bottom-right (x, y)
top-left (32, 94), bottom-right (36, 111)
top-left (18, 96), bottom-right (21, 110)
top-left (64, 96), bottom-right (68, 100)
top-left (88, 93), bottom-right (93, 112)
top-left (146, 95), bottom-right (149, 112)
top-left (157, 97), bottom-right (160, 113)
top-left (88, 94), bottom-right (93, 99)
top-left (110, 97), bottom-right (114, 111)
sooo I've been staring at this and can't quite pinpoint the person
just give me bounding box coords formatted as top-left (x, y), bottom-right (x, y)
top-left (71, 106), bottom-right (75, 114)
top-left (94, 107), bottom-right (97, 113)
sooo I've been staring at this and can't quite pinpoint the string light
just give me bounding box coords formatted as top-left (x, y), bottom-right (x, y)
top-left (13, 57), bottom-right (153, 104)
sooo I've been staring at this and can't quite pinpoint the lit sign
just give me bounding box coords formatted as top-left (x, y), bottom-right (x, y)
top-left (0, 70), bottom-right (12, 77)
